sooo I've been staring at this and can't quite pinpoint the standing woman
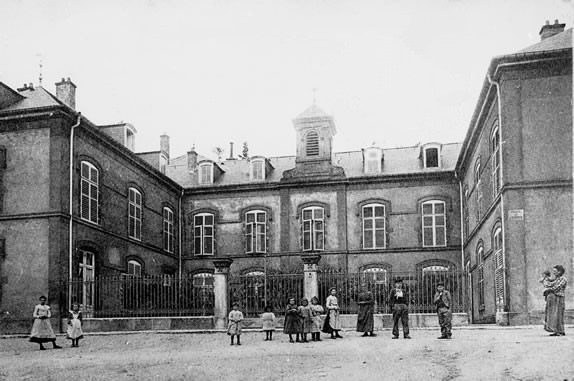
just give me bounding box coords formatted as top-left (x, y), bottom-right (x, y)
top-left (543, 265), bottom-right (568, 336)
top-left (322, 287), bottom-right (343, 339)
top-left (29, 295), bottom-right (62, 350)
top-left (356, 284), bottom-right (376, 337)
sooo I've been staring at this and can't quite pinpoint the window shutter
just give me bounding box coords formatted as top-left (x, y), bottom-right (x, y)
top-left (0, 148), bottom-right (6, 170)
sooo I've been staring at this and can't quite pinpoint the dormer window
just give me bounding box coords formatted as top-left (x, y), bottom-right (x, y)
top-left (126, 127), bottom-right (135, 151)
top-left (250, 159), bottom-right (265, 181)
top-left (422, 143), bottom-right (441, 168)
top-left (199, 162), bottom-right (213, 185)
top-left (363, 147), bottom-right (383, 174)
top-left (305, 131), bottom-right (319, 157)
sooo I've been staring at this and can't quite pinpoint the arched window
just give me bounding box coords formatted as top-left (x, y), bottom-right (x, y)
top-left (127, 259), bottom-right (142, 277)
top-left (421, 200), bottom-right (446, 247)
top-left (477, 243), bottom-right (485, 310)
top-left (163, 207), bottom-right (175, 253)
top-left (80, 161), bottom-right (99, 224)
top-left (128, 188), bottom-right (142, 240)
top-left (491, 124), bottom-right (501, 196)
top-left (362, 204), bottom-right (386, 249)
top-left (194, 213), bottom-right (214, 255)
top-left (302, 206), bottom-right (324, 251)
top-left (474, 159), bottom-right (482, 222)
top-left (245, 210), bottom-right (267, 253)
top-left (492, 224), bottom-right (504, 310)
top-left (463, 186), bottom-right (470, 241)
top-left (363, 266), bottom-right (389, 284)
top-left (193, 272), bottom-right (214, 313)
top-left (306, 131), bottom-right (319, 156)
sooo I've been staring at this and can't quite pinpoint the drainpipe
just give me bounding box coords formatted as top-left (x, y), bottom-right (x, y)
top-left (68, 113), bottom-right (82, 310)
top-left (487, 74), bottom-right (508, 319)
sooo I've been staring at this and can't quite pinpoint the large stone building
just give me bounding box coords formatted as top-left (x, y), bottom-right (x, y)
top-left (0, 21), bottom-right (571, 333)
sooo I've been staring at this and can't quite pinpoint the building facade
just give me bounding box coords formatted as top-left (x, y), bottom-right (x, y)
top-left (0, 22), bottom-right (571, 333)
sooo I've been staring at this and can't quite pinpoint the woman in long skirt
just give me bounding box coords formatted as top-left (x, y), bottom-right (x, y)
top-left (322, 287), bottom-right (342, 339)
top-left (30, 295), bottom-right (62, 350)
top-left (356, 284), bottom-right (375, 337)
top-left (543, 265), bottom-right (568, 336)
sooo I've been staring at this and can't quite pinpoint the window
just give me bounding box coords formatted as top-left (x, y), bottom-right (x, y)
top-left (194, 213), bottom-right (214, 255)
top-left (0, 147), bottom-right (6, 169)
top-left (463, 187), bottom-right (470, 241)
top-left (302, 206), bottom-right (324, 251)
top-left (424, 147), bottom-right (439, 168)
top-left (160, 154), bottom-right (168, 175)
top-left (363, 267), bottom-right (388, 284)
top-left (128, 188), bottom-right (142, 240)
top-left (491, 125), bottom-right (501, 196)
top-left (127, 260), bottom-right (142, 277)
top-left (362, 204), bottom-right (386, 249)
top-left (245, 210), bottom-right (266, 253)
top-left (250, 159), bottom-right (264, 181)
top-left (493, 225), bottom-right (504, 310)
top-left (306, 131), bottom-right (319, 156)
top-left (474, 159), bottom-right (482, 222)
top-left (477, 244), bottom-right (485, 309)
top-left (199, 163), bottom-right (213, 185)
top-left (126, 128), bottom-right (135, 151)
top-left (78, 249), bottom-right (95, 313)
top-left (163, 207), bottom-right (175, 253)
top-left (422, 200), bottom-right (446, 247)
top-left (193, 273), bottom-right (214, 312)
top-left (80, 161), bottom-right (99, 224)
top-left (363, 147), bottom-right (383, 174)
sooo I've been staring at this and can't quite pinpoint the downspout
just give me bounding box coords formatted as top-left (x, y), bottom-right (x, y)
top-left (487, 74), bottom-right (508, 319)
top-left (68, 113), bottom-right (82, 310)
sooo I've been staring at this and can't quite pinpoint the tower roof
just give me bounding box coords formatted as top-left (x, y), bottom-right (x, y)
top-left (295, 104), bottom-right (330, 119)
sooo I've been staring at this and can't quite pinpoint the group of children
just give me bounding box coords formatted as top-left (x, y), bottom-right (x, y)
top-left (227, 296), bottom-right (326, 345)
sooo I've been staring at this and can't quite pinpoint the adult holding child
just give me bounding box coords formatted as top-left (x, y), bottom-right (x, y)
top-left (542, 265), bottom-right (567, 336)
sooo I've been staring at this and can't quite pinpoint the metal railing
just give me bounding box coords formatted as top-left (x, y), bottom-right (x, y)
top-left (228, 273), bottom-right (304, 317)
top-left (318, 270), bottom-right (465, 314)
top-left (67, 275), bottom-right (214, 318)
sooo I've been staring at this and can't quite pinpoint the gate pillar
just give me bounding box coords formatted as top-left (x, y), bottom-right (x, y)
top-left (301, 254), bottom-right (321, 301)
top-left (212, 258), bottom-right (233, 330)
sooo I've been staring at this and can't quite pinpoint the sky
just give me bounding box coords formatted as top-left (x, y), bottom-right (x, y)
top-left (1, 0), bottom-right (572, 160)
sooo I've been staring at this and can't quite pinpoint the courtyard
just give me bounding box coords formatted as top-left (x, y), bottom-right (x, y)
top-left (1, 326), bottom-right (572, 381)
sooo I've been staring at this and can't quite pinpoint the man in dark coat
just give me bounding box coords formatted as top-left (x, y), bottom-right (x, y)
top-left (433, 282), bottom-right (452, 339)
top-left (389, 278), bottom-right (410, 339)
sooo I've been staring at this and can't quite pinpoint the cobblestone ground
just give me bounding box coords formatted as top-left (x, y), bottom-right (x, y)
top-left (0, 326), bottom-right (573, 381)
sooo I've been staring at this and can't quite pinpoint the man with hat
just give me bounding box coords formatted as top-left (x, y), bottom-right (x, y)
top-left (389, 278), bottom-right (411, 339)
top-left (433, 281), bottom-right (452, 339)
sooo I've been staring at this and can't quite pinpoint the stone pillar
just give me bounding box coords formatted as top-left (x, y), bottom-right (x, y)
top-left (302, 254), bottom-right (321, 301)
top-left (212, 258), bottom-right (233, 330)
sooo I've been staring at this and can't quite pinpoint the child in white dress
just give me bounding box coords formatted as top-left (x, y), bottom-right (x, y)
top-left (67, 303), bottom-right (84, 347)
top-left (227, 302), bottom-right (244, 345)
top-left (261, 305), bottom-right (276, 341)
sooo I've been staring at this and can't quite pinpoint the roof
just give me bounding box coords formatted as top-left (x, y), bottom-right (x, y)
top-left (0, 85), bottom-right (65, 112)
top-left (295, 104), bottom-right (331, 119)
top-left (518, 28), bottom-right (572, 54)
top-left (167, 143), bottom-right (462, 188)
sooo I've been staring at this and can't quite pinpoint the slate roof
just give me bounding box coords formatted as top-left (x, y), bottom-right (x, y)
top-left (518, 28), bottom-right (572, 54)
top-left (0, 85), bottom-right (65, 112)
top-left (295, 104), bottom-right (330, 119)
top-left (167, 142), bottom-right (462, 188)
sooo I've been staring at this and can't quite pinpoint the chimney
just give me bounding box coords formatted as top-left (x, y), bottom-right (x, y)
top-left (539, 19), bottom-right (566, 41)
top-left (228, 142), bottom-right (235, 160)
top-left (160, 133), bottom-right (170, 158)
top-left (55, 77), bottom-right (77, 109)
top-left (187, 147), bottom-right (198, 172)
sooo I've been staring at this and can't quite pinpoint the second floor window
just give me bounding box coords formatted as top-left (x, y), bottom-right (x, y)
top-left (245, 210), bottom-right (266, 253)
top-left (362, 204), bottom-right (386, 249)
top-left (163, 207), bottom-right (174, 253)
top-left (422, 200), bottom-right (446, 247)
top-left (302, 207), bottom-right (324, 251)
top-left (80, 161), bottom-right (99, 224)
top-left (491, 125), bottom-right (501, 196)
top-left (128, 188), bottom-right (142, 240)
top-left (194, 213), bottom-right (214, 255)
top-left (475, 160), bottom-right (482, 222)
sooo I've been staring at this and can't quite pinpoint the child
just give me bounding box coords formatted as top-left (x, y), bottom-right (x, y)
top-left (298, 298), bottom-right (313, 343)
top-left (67, 303), bottom-right (84, 347)
top-left (310, 296), bottom-right (324, 342)
top-left (227, 302), bottom-right (244, 345)
top-left (29, 295), bottom-right (62, 350)
top-left (540, 270), bottom-right (553, 299)
top-left (261, 305), bottom-right (276, 341)
top-left (283, 297), bottom-right (301, 343)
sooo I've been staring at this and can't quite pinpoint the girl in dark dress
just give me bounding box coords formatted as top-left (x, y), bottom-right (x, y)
top-left (283, 297), bottom-right (302, 343)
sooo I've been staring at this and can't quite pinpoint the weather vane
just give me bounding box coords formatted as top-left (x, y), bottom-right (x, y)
top-left (37, 54), bottom-right (44, 86)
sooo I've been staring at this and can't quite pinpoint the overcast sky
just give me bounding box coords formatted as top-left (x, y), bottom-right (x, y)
top-left (1, 0), bottom-right (571, 160)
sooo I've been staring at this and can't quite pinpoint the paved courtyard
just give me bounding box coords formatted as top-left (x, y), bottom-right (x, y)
top-left (0, 326), bottom-right (573, 381)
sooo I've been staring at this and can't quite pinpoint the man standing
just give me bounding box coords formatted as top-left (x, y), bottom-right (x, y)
top-left (389, 278), bottom-right (410, 339)
top-left (434, 282), bottom-right (452, 339)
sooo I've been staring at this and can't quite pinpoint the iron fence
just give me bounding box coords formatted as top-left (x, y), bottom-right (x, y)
top-left (228, 273), bottom-right (304, 317)
top-left (67, 275), bottom-right (214, 318)
top-left (318, 270), bottom-right (465, 314)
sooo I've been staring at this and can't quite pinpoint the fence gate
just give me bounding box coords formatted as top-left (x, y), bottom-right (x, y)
top-left (228, 273), bottom-right (304, 317)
